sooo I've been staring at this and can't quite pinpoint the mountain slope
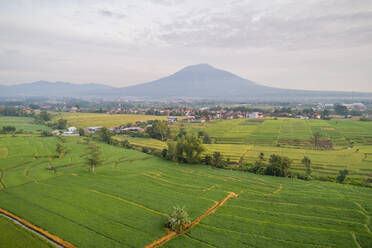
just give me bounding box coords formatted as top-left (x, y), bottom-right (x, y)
top-left (118, 64), bottom-right (277, 98)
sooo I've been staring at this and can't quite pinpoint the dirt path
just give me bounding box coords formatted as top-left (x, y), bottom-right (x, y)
top-left (90, 190), bottom-right (168, 217)
top-left (145, 191), bottom-right (241, 248)
top-left (0, 208), bottom-right (75, 248)
top-left (264, 184), bottom-right (282, 196)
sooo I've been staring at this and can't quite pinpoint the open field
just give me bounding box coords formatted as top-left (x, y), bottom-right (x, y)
top-left (0, 116), bottom-right (50, 133)
top-left (51, 112), bottom-right (167, 128)
top-left (1, 130), bottom-right (372, 247)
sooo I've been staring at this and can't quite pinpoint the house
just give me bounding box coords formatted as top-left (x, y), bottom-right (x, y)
top-left (84, 126), bottom-right (103, 134)
top-left (52, 130), bottom-right (61, 136)
top-left (248, 112), bottom-right (260, 118)
top-left (62, 126), bottom-right (79, 136)
top-left (167, 116), bottom-right (178, 123)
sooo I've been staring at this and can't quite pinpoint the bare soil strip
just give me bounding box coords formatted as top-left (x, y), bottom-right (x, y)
top-left (90, 189), bottom-right (168, 217)
top-left (145, 191), bottom-right (241, 248)
top-left (0, 208), bottom-right (75, 248)
top-left (264, 184), bottom-right (283, 196)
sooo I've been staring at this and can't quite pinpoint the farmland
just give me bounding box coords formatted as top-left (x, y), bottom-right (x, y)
top-left (0, 215), bottom-right (52, 248)
top-left (0, 116), bottom-right (50, 133)
top-left (51, 112), bottom-right (166, 128)
top-left (1, 116), bottom-right (372, 247)
top-left (120, 118), bottom-right (372, 181)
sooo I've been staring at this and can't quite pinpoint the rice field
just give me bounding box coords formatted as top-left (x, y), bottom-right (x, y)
top-left (0, 215), bottom-right (52, 248)
top-left (0, 116), bottom-right (50, 133)
top-left (123, 118), bottom-right (372, 181)
top-left (0, 135), bottom-right (371, 247)
top-left (51, 112), bottom-right (166, 128)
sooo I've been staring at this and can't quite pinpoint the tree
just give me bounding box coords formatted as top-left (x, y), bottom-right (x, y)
top-left (211, 152), bottom-right (226, 168)
top-left (29, 104), bottom-right (40, 110)
top-left (85, 142), bottom-right (102, 174)
top-left (56, 119), bottom-right (67, 129)
top-left (38, 111), bottom-right (51, 122)
top-left (259, 152), bottom-right (265, 161)
top-left (56, 143), bottom-right (68, 158)
top-left (204, 154), bottom-right (212, 165)
top-left (98, 127), bottom-right (113, 144)
top-left (337, 169), bottom-right (349, 183)
top-left (266, 154), bottom-right (292, 177)
top-left (79, 128), bottom-right (85, 136)
top-left (301, 156), bottom-right (312, 176)
top-left (1, 126), bottom-right (16, 133)
top-left (146, 120), bottom-right (170, 141)
top-left (167, 134), bottom-right (205, 164)
top-left (198, 131), bottom-right (211, 144)
top-left (321, 110), bottom-right (330, 120)
top-left (334, 104), bottom-right (348, 116)
top-left (166, 206), bottom-right (191, 233)
top-left (312, 132), bottom-right (321, 147)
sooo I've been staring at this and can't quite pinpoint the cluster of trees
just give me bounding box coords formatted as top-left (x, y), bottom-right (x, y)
top-left (0, 126), bottom-right (16, 134)
top-left (204, 152), bottom-right (227, 168)
top-left (248, 153), bottom-right (292, 177)
top-left (166, 134), bottom-right (205, 164)
top-left (34, 111), bottom-right (51, 123)
top-left (0, 107), bottom-right (33, 117)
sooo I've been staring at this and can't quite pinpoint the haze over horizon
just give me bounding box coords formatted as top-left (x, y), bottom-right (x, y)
top-left (1, 0), bottom-right (372, 92)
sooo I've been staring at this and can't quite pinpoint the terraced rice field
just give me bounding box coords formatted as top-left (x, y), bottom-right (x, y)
top-left (124, 118), bottom-right (372, 181)
top-left (51, 112), bottom-right (166, 128)
top-left (0, 116), bottom-right (50, 133)
top-left (0, 135), bottom-right (372, 247)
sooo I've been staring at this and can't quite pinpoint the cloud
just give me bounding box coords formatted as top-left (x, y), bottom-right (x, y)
top-left (0, 0), bottom-right (371, 91)
top-left (98, 9), bottom-right (126, 19)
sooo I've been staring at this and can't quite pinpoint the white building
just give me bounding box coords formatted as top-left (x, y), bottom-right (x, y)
top-left (62, 126), bottom-right (79, 136)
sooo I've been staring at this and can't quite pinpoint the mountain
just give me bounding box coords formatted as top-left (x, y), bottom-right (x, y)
top-left (1, 64), bottom-right (371, 101)
top-left (116, 64), bottom-right (371, 100)
top-left (0, 81), bottom-right (115, 98)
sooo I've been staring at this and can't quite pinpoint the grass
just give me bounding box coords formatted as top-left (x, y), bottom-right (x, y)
top-left (51, 112), bottom-right (166, 128)
top-left (0, 214), bottom-right (53, 248)
top-left (0, 133), bottom-right (372, 247)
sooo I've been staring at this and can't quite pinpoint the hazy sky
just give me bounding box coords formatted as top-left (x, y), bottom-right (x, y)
top-left (1, 0), bottom-right (372, 91)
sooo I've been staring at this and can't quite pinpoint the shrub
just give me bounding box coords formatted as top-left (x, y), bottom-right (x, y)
top-left (337, 169), bottom-right (349, 183)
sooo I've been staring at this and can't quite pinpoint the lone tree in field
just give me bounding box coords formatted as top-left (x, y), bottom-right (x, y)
top-left (166, 206), bottom-right (191, 233)
top-left (337, 169), bottom-right (349, 183)
top-left (98, 127), bottom-right (113, 144)
top-left (259, 152), bottom-right (265, 161)
top-left (146, 120), bottom-right (170, 141)
top-left (312, 132), bottom-right (321, 148)
top-left (56, 143), bottom-right (68, 158)
top-left (301, 156), bottom-right (312, 176)
top-left (85, 142), bottom-right (102, 174)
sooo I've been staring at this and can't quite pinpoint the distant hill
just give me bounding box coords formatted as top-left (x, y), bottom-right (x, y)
top-left (1, 64), bottom-right (371, 101)
top-left (0, 81), bottom-right (114, 98)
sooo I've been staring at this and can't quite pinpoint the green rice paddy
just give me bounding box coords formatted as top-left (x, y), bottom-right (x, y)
top-left (1, 116), bottom-right (372, 247)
